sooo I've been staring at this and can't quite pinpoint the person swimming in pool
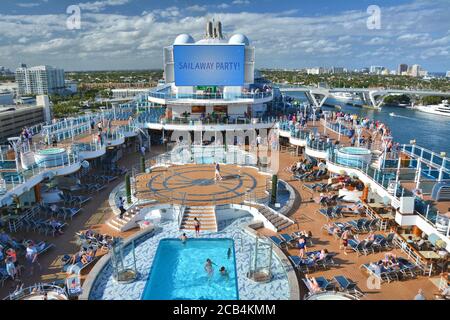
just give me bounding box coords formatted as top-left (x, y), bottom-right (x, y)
top-left (180, 233), bottom-right (187, 244)
top-left (204, 258), bottom-right (214, 278)
top-left (219, 266), bottom-right (229, 281)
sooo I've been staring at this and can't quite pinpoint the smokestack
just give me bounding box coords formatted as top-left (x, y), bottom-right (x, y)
top-left (217, 21), bottom-right (223, 39)
top-left (207, 20), bottom-right (213, 38)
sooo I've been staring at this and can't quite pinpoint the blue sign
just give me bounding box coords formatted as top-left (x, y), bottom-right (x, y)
top-left (173, 45), bottom-right (245, 86)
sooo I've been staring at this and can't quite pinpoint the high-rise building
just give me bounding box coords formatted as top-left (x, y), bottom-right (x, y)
top-left (331, 67), bottom-right (345, 74)
top-left (408, 64), bottom-right (427, 77)
top-left (397, 64), bottom-right (408, 76)
top-left (306, 67), bottom-right (325, 75)
top-left (369, 66), bottom-right (384, 74)
top-left (15, 64), bottom-right (65, 96)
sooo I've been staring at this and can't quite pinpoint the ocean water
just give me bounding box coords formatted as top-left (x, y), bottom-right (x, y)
top-left (287, 92), bottom-right (450, 155)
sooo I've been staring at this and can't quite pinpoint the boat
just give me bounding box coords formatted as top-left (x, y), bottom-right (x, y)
top-left (330, 92), bottom-right (355, 103)
top-left (389, 112), bottom-right (395, 117)
top-left (414, 100), bottom-right (450, 117)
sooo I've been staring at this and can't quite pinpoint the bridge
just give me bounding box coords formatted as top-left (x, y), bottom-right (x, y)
top-left (277, 84), bottom-right (450, 109)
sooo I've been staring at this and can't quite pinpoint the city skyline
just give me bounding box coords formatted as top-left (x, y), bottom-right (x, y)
top-left (0, 0), bottom-right (449, 72)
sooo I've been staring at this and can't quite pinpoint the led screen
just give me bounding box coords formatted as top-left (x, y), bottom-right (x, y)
top-left (173, 45), bottom-right (245, 86)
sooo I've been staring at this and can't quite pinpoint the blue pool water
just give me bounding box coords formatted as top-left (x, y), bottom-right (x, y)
top-left (141, 238), bottom-right (239, 300)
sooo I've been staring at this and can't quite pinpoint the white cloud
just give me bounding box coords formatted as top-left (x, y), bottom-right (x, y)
top-left (78, 0), bottom-right (132, 13)
top-left (218, 3), bottom-right (230, 9)
top-left (186, 5), bottom-right (207, 13)
top-left (232, 0), bottom-right (250, 5)
top-left (1, 0), bottom-right (449, 71)
top-left (17, 2), bottom-right (41, 8)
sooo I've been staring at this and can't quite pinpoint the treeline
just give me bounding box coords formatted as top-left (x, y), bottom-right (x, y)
top-left (261, 70), bottom-right (450, 91)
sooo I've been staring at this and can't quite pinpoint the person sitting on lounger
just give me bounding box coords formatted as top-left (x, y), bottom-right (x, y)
top-left (50, 218), bottom-right (64, 235)
top-left (81, 247), bottom-right (96, 265)
top-left (305, 275), bottom-right (321, 293)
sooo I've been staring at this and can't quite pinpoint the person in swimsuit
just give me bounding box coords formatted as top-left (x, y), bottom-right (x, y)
top-left (180, 233), bottom-right (187, 244)
top-left (194, 217), bottom-right (201, 237)
top-left (204, 259), bottom-right (214, 278)
top-left (214, 162), bottom-right (222, 181)
top-left (298, 237), bottom-right (307, 258)
top-left (219, 266), bottom-right (229, 281)
top-left (340, 230), bottom-right (350, 255)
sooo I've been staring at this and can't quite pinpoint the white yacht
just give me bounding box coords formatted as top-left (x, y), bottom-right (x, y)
top-left (415, 100), bottom-right (450, 117)
top-left (330, 92), bottom-right (354, 103)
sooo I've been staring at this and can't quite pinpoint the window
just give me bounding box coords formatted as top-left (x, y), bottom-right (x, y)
top-left (191, 106), bottom-right (206, 113)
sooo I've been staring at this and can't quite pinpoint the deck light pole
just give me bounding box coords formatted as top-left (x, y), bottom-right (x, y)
top-left (337, 118), bottom-right (343, 142)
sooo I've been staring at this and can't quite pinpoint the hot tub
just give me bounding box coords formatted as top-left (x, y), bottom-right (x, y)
top-left (35, 148), bottom-right (68, 168)
top-left (335, 147), bottom-right (371, 168)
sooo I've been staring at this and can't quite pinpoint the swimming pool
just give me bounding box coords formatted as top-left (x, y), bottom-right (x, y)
top-left (335, 147), bottom-right (371, 168)
top-left (141, 238), bottom-right (239, 300)
top-left (34, 147), bottom-right (68, 168)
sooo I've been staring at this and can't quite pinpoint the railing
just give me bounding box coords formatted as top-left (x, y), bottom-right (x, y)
top-left (402, 144), bottom-right (450, 174)
top-left (1, 151), bottom-right (80, 194)
top-left (327, 150), bottom-right (411, 198)
top-left (3, 283), bottom-right (67, 300)
top-left (148, 90), bottom-right (273, 101)
top-left (306, 139), bottom-right (332, 152)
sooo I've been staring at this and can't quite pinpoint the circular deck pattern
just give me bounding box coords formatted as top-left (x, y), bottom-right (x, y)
top-left (136, 164), bottom-right (269, 206)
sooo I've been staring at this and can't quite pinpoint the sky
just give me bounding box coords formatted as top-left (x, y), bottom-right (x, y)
top-left (0, 0), bottom-right (449, 71)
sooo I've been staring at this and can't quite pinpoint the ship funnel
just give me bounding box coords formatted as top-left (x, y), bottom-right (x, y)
top-left (217, 21), bottom-right (223, 39)
top-left (207, 20), bottom-right (213, 38)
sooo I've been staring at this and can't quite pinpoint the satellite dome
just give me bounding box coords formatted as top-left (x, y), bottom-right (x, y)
top-left (174, 34), bottom-right (195, 45)
top-left (228, 34), bottom-right (250, 45)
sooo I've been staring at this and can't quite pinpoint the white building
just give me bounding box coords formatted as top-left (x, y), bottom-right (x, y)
top-left (446, 71), bottom-right (450, 78)
top-left (407, 64), bottom-right (427, 77)
top-left (306, 67), bottom-right (325, 75)
top-left (15, 64), bottom-right (65, 96)
top-left (369, 66), bottom-right (384, 74)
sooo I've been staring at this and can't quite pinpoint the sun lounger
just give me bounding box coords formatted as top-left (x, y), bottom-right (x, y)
top-left (269, 236), bottom-right (286, 249)
top-left (332, 275), bottom-right (364, 297)
top-left (289, 255), bottom-right (317, 273)
top-left (0, 268), bottom-right (9, 287)
top-left (279, 233), bottom-right (296, 244)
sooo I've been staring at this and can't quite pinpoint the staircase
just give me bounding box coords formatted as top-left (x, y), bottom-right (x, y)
top-left (254, 204), bottom-right (294, 231)
top-left (180, 206), bottom-right (217, 232)
top-left (106, 206), bottom-right (141, 232)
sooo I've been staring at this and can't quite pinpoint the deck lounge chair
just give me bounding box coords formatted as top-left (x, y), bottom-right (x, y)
top-left (279, 233), bottom-right (296, 245)
top-left (318, 208), bottom-right (334, 220)
top-left (289, 255), bottom-right (317, 273)
top-left (315, 276), bottom-right (335, 291)
top-left (332, 275), bottom-right (364, 297)
top-left (66, 274), bottom-right (83, 298)
top-left (0, 268), bottom-right (9, 287)
top-left (269, 236), bottom-right (286, 249)
top-left (348, 239), bottom-right (366, 256)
